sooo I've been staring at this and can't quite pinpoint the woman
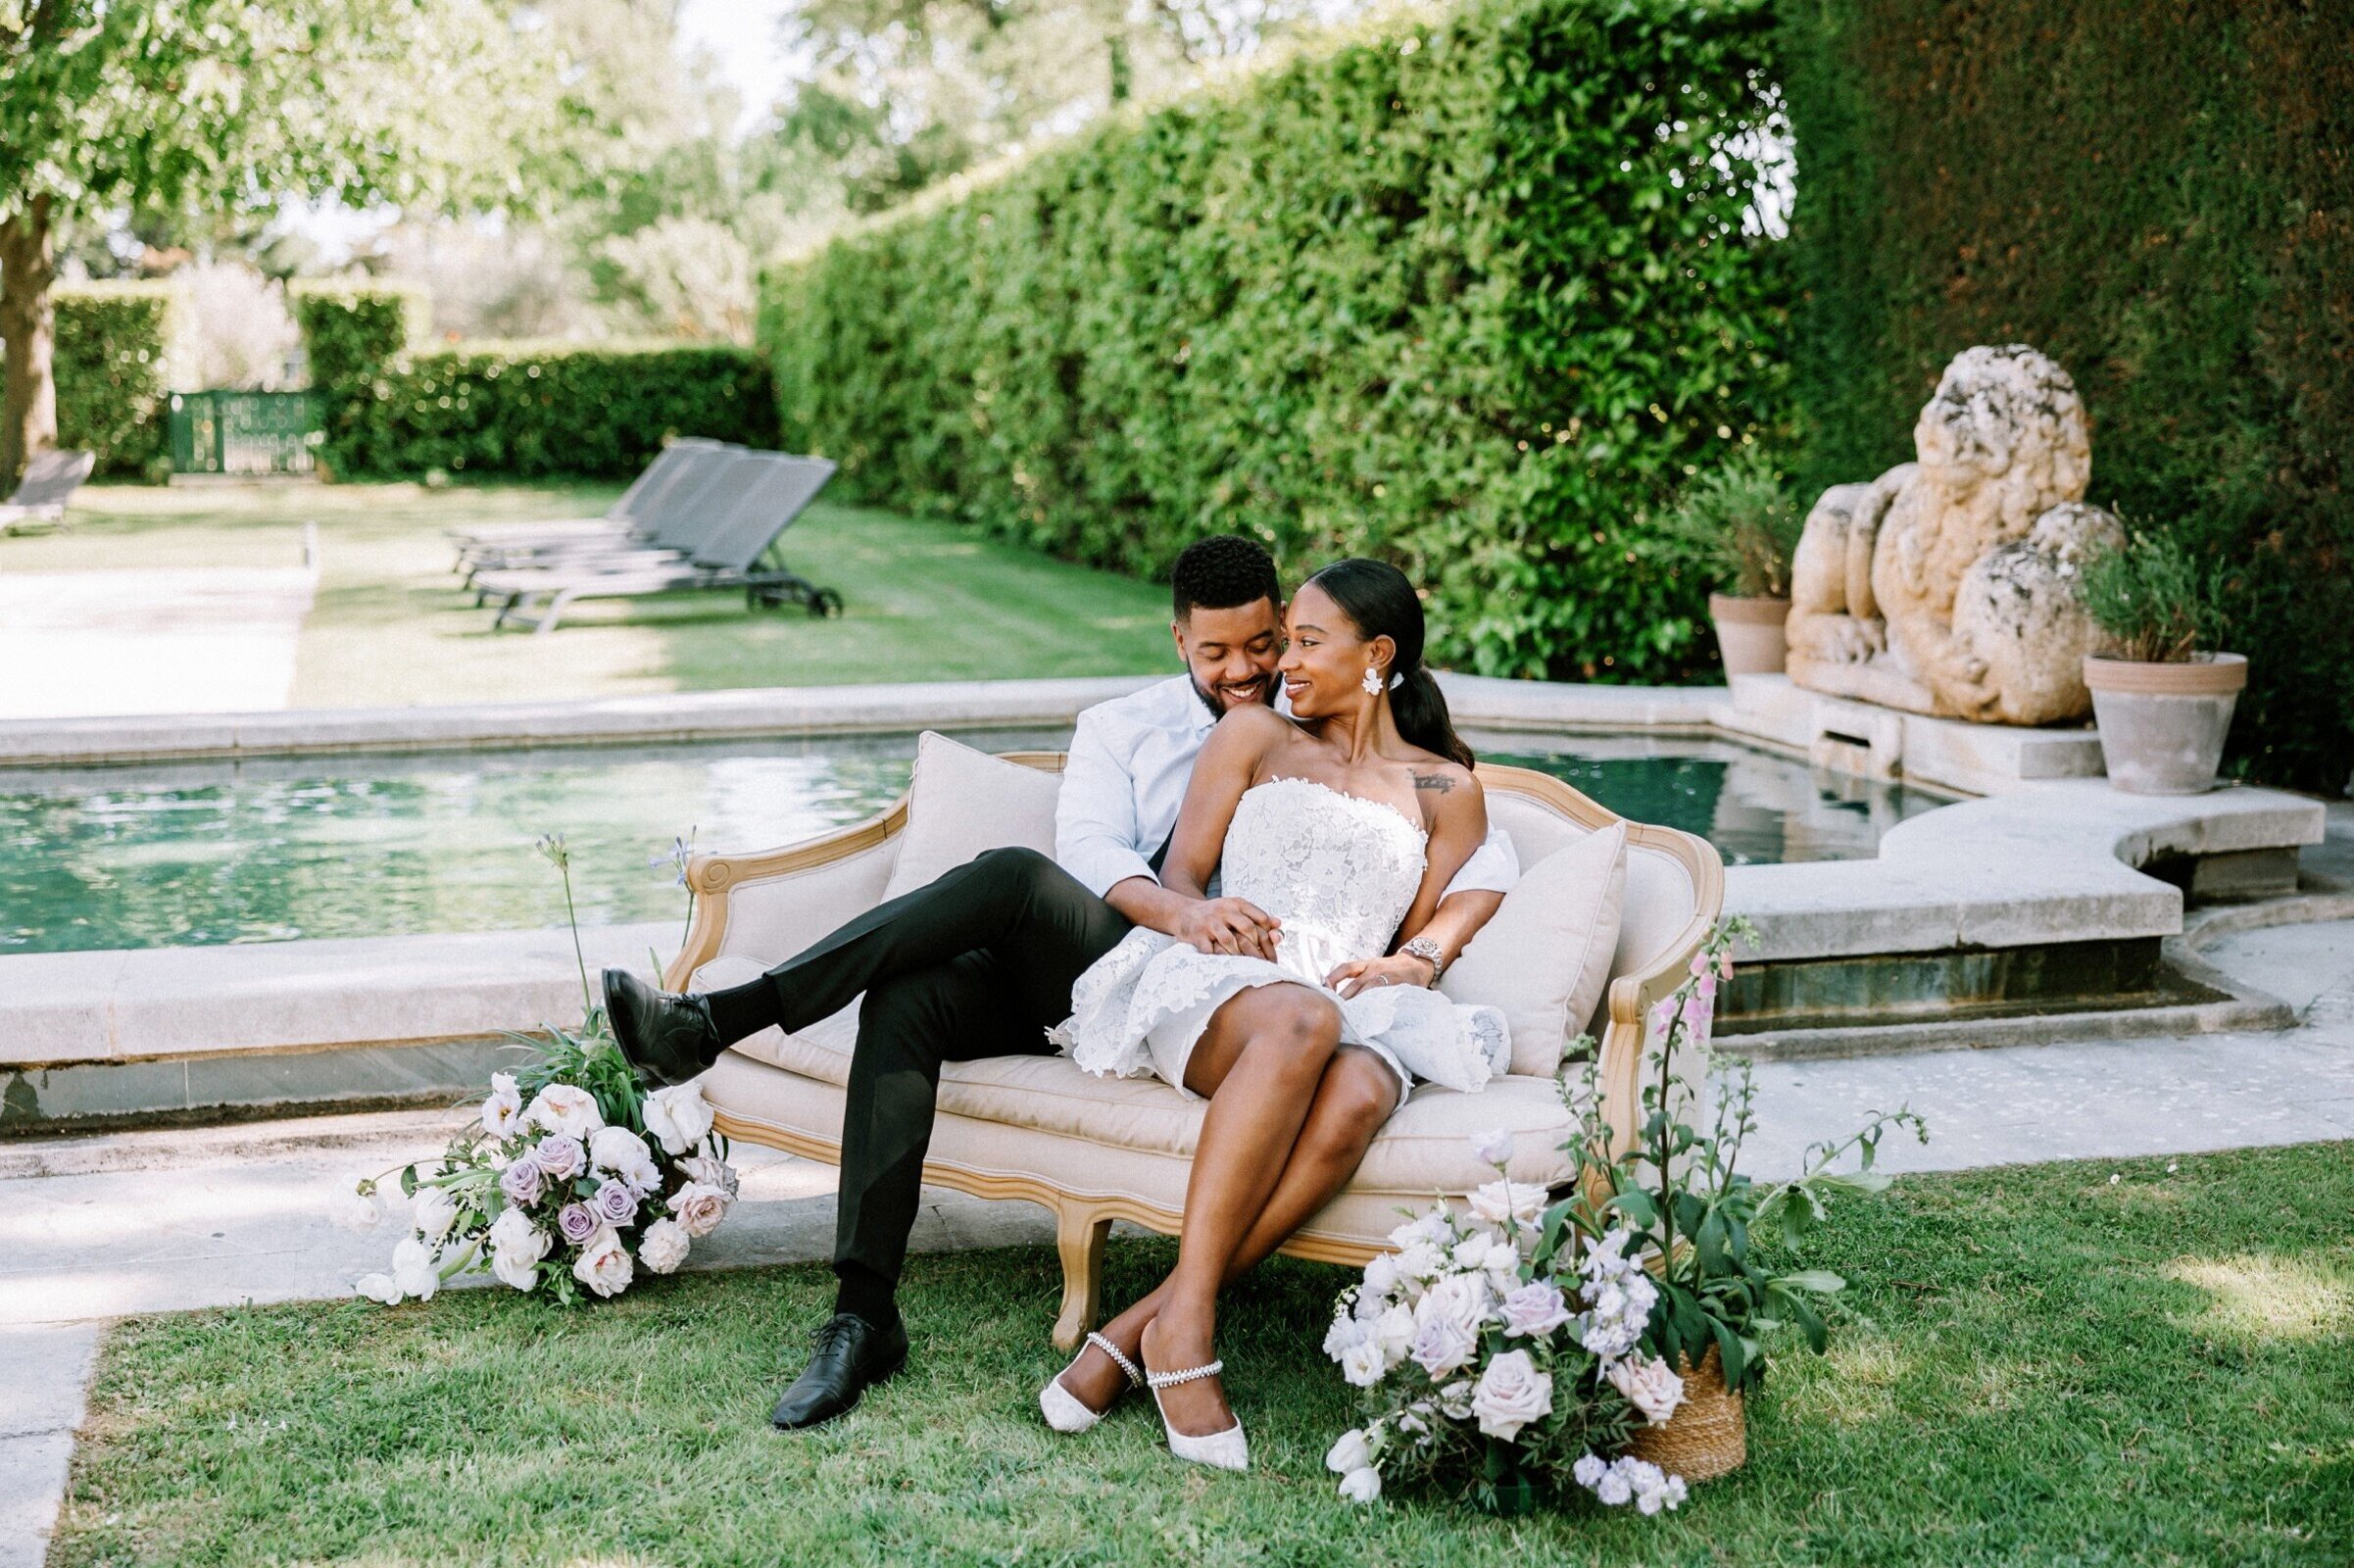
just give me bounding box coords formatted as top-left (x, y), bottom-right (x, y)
top-left (1040, 558), bottom-right (1507, 1471)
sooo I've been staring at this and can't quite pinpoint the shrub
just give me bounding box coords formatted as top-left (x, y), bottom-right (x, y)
top-left (54, 282), bottom-right (182, 479)
top-left (1654, 455), bottom-right (1802, 600)
top-left (1778, 0), bottom-right (2354, 788)
top-left (291, 285), bottom-right (779, 478)
top-left (759, 0), bottom-right (1792, 685)
top-left (2077, 529), bottom-right (2222, 665)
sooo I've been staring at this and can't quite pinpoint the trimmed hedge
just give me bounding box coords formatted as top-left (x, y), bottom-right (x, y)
top-left (759, 0), bottom-right (1790, 684)
top-left (291, 285), bottom-right (780, 480)
top-left (1780, 0), bottom-right (2354, 790)
top-left (54, 282), bottom-right (181, 479)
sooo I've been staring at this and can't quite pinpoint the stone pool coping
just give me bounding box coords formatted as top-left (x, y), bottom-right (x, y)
top-left (0, 674), bottom-right (2329, 1121)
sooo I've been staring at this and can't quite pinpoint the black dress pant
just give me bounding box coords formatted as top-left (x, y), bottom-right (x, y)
top-left (756, 847), bottom-right (1130, 1286)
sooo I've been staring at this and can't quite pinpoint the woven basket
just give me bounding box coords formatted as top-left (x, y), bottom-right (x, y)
top-left (1626, 1345), bottom-right (1746, 1481)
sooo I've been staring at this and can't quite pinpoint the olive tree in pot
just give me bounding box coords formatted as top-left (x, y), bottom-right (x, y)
top-left (2076, 529), bottom-right (2244, 795)
top-left (1660, 457), bottom-right (1803, 677)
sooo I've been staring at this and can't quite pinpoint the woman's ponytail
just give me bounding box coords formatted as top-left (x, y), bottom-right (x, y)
top-left (1302, 558), bottom-right (1477, 771)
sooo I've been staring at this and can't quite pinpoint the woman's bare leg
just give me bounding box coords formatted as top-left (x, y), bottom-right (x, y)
top-left (1133, 984), bottom-right (1351, 1438)
top-left (1062, 1047), bottom-right (1398, 1411)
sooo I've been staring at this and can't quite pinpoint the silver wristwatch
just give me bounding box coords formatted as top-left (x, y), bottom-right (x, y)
top-left (1399, 935), bottom-right (1447, 985)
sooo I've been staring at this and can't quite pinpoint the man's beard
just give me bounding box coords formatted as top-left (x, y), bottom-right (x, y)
top-left (1191, 672), bottom-right (1273, 717)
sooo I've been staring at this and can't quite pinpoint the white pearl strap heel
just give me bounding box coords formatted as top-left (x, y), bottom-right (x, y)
top-left (1145, 1358), bottom-right (1250, 1472)
top-left (1038, 1332), bottom-right (1145, 1435)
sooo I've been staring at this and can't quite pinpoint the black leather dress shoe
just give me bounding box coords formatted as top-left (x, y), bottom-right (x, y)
top-left (770, 1312), bottom-right (910, 1430)
top-left (601, 967), bottom-right (722, 1087)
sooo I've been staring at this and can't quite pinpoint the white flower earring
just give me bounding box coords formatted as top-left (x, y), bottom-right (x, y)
top-left (1360, 665), bottom-right (1384, 697)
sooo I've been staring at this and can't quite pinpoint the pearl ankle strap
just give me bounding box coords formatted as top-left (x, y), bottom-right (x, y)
top-left (1146, 1358), bottom-right (1224, 1390)
top-left (1087, 1332), bottom-right (1145, 1391)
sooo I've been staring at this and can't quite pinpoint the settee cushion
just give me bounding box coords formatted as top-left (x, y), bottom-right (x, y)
top-left (1439, 820), bottom-right (1626, 1077)
top-left (881, 731), bottom-right (1062, 901)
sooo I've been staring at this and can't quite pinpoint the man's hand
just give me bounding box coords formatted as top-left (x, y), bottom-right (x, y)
top-left (1172, 897), bottom-right (1282, 958)
top-left (1326, 954), bottom-right (1437, 998)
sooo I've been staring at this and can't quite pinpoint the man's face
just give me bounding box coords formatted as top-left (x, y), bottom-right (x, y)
top-left (1173, 597), bottom-right (1285, 715)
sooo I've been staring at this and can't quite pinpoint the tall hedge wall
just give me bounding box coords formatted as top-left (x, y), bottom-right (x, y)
top-left (291, 285), bottom-right (780, 480)
top-left (760, 0), bottom-right (1790, 684)
top-left (54, 282), bottom-right (181, 479)
top-left (1780, 0), bottom-right (2353, 790)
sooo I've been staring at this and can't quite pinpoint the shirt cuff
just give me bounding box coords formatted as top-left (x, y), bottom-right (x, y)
top-left (1058, 840), bottom-right (1158, 902)
top-left (1442, 826), bottom-right (1519, 900)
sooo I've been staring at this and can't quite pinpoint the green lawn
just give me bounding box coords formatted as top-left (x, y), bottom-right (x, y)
top-left (54, 1143), bottom-right (2351, 1566)
top-left (4, 482), bottom-right (1175, 706)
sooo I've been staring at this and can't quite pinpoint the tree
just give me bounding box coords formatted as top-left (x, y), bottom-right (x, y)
top-left (0, 0), bottom-right (581, 480)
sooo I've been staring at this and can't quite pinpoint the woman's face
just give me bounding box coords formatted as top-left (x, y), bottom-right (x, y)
top-left (1279, 581), bottom-right (1386, 719)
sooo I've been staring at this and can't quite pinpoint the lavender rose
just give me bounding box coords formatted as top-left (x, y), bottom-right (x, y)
top-left (1469, 1348), bottom-right (1554, 1441)
top-left (665, 1180), bottom-right (731, 1238)
top-left (535, 1134), bottom-right (586, 1183)
top-left (1499, 1280), bottom-right (1574, 1339)
top-left (499, 1154), bottom-right (547, 1207)
top-left (556, 1201), bottom-right (601, 1246)
top-left (593, 1177), bottom-right (638, 1227)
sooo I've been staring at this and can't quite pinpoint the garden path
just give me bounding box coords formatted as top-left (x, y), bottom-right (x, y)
top-left (0, 565), bottom-right (315, 720)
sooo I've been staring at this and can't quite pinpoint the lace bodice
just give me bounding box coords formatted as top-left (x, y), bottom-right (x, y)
top-left (1220, 776), bottom-right (1428, 982)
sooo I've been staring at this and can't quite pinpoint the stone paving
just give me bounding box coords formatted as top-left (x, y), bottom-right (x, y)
top-left (4, 918), bottom-right (2349, 1565)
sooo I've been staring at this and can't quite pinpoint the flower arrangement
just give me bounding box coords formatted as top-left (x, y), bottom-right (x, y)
top-left (340, 831), bottom-right (741, 1305)
top-left (1323, 917), bottom-right (1925, 1513)
top-left (346, 1026), bottom-right (740, 1306)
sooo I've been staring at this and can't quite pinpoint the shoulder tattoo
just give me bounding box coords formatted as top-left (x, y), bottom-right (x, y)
top-left (1411, 770), bottom-right (1457, 795)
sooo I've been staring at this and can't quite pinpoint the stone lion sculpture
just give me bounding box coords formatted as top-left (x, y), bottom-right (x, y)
top-left (1785, 344), bottom-right (2125, 726)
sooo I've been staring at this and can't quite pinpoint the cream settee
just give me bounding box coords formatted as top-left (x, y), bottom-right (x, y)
top-left (667, 751), bottom-right (1723, 1350)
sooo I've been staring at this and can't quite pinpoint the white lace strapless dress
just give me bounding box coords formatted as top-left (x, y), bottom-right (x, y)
top-left (1051, 776), bottom-right (1508, 1102)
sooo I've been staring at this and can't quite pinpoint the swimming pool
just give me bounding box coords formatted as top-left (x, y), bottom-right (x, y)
top-left (0, 728), bottom-right (1946, 955)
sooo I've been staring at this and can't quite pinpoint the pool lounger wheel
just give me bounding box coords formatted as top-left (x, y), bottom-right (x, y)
top-left (747, 573), bottom-right (844, 616)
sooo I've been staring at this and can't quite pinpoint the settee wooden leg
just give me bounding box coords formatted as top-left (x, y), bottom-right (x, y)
top-left (1052, 1204), bottom-right (1113, 1352)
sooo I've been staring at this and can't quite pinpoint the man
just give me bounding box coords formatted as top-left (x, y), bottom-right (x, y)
top-left (602, 535), bottom-right (1516, 1429)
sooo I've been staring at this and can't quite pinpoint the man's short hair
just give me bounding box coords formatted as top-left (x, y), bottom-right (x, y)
top-left (1172, 535), bottom-right (1281, 619)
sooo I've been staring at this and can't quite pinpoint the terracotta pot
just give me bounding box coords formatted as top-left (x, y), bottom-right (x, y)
top-left (1708, 594), bottom-right (1790, 677)
top-left (2084, 652), bottom-right (2247, 796)
top-left (1626, 1344), bottom-right (1747, 1481)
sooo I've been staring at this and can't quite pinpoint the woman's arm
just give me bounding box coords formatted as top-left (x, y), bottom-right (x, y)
top-left (1328, 766), bottom-right (1490, 997)
top-left (1148, 705), bottom-right (1288, 955)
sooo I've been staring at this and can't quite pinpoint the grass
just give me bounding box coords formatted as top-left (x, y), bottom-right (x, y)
top-left (53, 1143), bottom-right (2352, 1566)
top-left (3, 481), bottom-right (1175, 706)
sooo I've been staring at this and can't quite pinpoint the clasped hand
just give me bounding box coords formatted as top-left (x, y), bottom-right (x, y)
top-left (1171, 897), bottom-right (1282, 959)
top-left (1326, 954), bottom-right (1437, 998)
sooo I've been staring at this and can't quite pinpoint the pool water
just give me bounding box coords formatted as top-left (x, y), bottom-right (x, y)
top-left (0, 728), bottom-right (1945, 955)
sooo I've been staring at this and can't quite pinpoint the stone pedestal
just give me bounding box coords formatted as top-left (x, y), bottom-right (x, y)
top-left (1718, 674), bottom-right (2106, 797)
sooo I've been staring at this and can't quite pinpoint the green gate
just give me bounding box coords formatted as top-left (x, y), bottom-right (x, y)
top-left (168, 390), bottom-right (324, 476)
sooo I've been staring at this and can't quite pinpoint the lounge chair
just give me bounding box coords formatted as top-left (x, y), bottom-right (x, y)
top-left (450, 439), bottom-right (737, 574)
top-left (458, 444), bottom-right (756, 589)
top-left (0, 450), bottom-right (96, 535)
top-left (668, 746), bottom-right (1723, 1350)
top-left (475, 454), bottom-right (840, 634)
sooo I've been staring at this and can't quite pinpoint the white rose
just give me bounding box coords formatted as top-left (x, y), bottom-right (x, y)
top-left (642, 1083), bottom-right (716, 1156)
top-left (1468, 1179), bottom-right (1547, 1234)
top-left (570, 1225), bottom-right (635, 1298)
top-left (354, 1272), bottom-right (402, 1305)
top-left (1469, 1348), bottom-right (1554, 1442)
top-left (524, 1083), bottom-right (604, 1139)
top-left (1394, 1239), bottom-right (1447, 1285)
top-left (665, 1180), bottom-right (731, 1238)
top-left (390, 1236), bottom-right (440, 1303)
top-left (638, 1217), bottom-right (691, 1275)
top-left (1323, 1310), bottom-right (1371, 1361)
top-left (480, 1072), bottom-right (524, 1139)
top-left (587, 1125), bottom-right (661, 1194)
top-left (1361, 1251), bottom-right (1400, 1299)
top-left (1339, 1338), bottom-right (1387, 1388)
top-left (1468, 1128), bottom-right (1515, 1166)
top-left (1338, 1467), bottom-right (1382, 1504)
top-left (1326, 1428), bottom-right (1372, 1475)
top-left (1387, 1210), bottom-right (1452, 1250)
top-left (1607, 1354), bottom-right (1687, 1426)
top-left (1451, 1231), bottom-right (1506, 1275)
top-left (1414, 1273), bottom-right (1494, 1340)
top-left (487, 1207), bottom-right (550, 1292)
top-left (1374, 1302), bottom-right (1417, 1366)
top-left (412, 1187), bottom-right (460, 1245)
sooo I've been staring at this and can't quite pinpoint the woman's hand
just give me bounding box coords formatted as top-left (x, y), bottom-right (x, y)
top-left (1173, 897), bottom-right (1282, 958)
top-left (1326, 953), bottom-right (1437, 998)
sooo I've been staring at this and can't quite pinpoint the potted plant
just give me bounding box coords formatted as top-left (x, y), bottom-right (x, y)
top-left (2075, 528), bottom-right (2245, 795)
top-left (1659, 456), bottom-right (1804, 677)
